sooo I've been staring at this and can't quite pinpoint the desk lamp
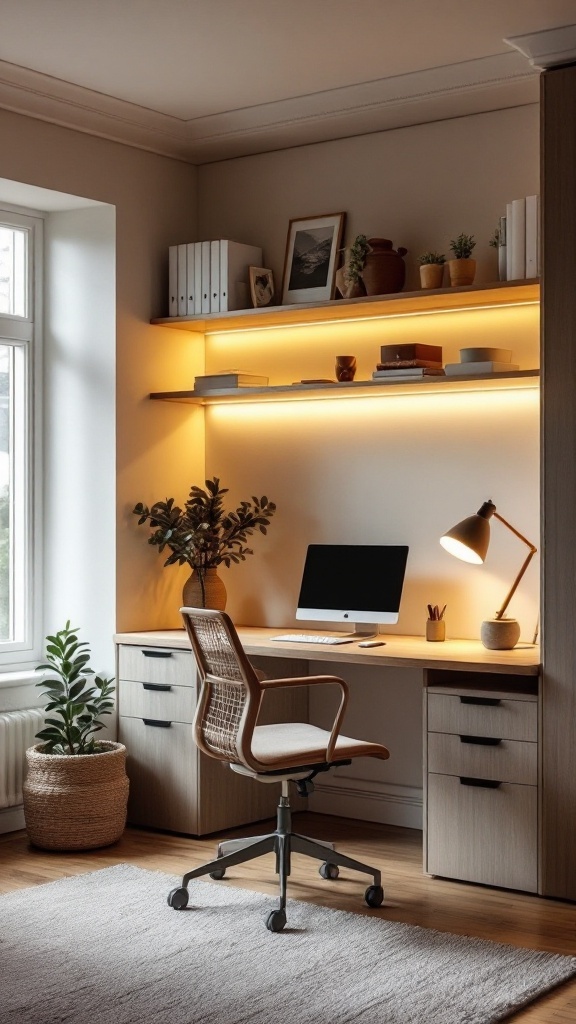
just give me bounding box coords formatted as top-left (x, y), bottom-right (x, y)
top-left (440, 499), bottom-right (537, 650)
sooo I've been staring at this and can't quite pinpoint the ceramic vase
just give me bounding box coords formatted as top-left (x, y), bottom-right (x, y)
top-left (448, 258), bottom-right (476, 287)
top-left (419, 264), bottom-right (445, 290)
top-left (361, 238), bottom-right (407, 295)
top-left (182, 567), bottom-right (227, 610)
top-left (481, 618), bottom-right (521, 650)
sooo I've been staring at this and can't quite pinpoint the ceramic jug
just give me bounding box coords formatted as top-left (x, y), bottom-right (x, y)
top-left (361, 238), bottom-right (408, 295)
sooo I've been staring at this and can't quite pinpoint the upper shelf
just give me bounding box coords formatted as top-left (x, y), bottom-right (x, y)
top-left (151, 280), bottom-right (540, 335)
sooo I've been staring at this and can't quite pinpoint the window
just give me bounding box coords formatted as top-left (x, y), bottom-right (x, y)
top-left (0, 209), bottom-right (42, 665)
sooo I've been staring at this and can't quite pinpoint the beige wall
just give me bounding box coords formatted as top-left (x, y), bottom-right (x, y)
top-left (197, 104), bottom-right (540, 643)
top-left (0, 108), bottom-right (201, 648)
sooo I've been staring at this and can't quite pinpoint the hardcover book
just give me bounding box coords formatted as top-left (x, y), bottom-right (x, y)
top-left (444, 362), bottom-right (519, 376)
top-left (194, 372), bottom-right (269, 391)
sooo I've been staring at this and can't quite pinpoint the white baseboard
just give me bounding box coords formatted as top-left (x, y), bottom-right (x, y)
top-left (308, 776), bottom-right (423, 830)
top-left (0, 805), bottom-right (25, 834)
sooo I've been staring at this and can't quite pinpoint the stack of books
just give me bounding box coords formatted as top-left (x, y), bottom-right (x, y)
top-left (496, 195), bottom-right (539, 282)
top-left (372, 344), bottom-right (445, 382)
top-left (169, 239), bottom-right (263, 317)
top-left (194, 371), bottom-right (268, 393)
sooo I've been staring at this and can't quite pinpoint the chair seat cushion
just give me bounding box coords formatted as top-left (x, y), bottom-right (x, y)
top-left (251, 722), bottom-right (389, 766)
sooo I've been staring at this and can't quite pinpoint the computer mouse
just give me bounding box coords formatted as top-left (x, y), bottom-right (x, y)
top-left (358, 640), bottom-right (386, 647)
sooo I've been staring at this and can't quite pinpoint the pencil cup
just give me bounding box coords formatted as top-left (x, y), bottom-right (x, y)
top-left (426, 619), bottom-right (446, 642)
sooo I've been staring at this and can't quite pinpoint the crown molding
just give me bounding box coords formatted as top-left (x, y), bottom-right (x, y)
top-left (505, 23), bottom-right (576, 70)
top-left (0, 51), bottom-right (538, 165)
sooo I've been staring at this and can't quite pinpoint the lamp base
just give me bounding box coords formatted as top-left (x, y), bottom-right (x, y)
top-left (481, 618), bottom-right (521, 650)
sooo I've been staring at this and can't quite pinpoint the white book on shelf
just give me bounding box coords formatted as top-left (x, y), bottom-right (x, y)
top-left (220, 240), bottom-right (263, 311)
top-left (168, 245), bottom-right (178, 317)
top-left (510, 198), bottom-right (526, 281)
top-left (498, 215), bottom-right (507, 282)
top-left (177, 243), bottom-right (187, 316)
top-left (525, 194), bottom-right (539, 278)
top-left (186, 242), bottom-right (195, 315)
top-left (201, 240), bottom-right (211, 314)
top-left (193, 242), bottom-right (202, 315)
top-left (210, 240), bottom-right (220, 313)
top-left (445, 361), bottom-right (520, 376)
top-left (506, 201), bottom-right (514, 281)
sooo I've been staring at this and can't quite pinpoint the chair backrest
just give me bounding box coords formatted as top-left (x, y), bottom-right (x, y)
top-left (181, 607), bottom-right (262, 769)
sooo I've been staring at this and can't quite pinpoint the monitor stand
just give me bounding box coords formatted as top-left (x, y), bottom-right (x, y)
top-left (343, 624), bottom-right (379, 640)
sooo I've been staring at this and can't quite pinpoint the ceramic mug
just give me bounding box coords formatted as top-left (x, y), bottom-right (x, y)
top-left (335, 355), bottom-right (357, 382)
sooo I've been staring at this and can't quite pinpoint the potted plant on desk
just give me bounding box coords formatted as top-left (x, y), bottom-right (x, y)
top-left (132, 476), bottom-right (277, 610)
top-left (23, 621), bottom-right (129, 851)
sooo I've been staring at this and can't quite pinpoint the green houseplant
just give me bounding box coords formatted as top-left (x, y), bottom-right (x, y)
top-left (448, 232), bottom-right (476, 286)
top-left (133, 476), bottom-right (277, 609)
top-left (23, 622), bottom-right (129, 851)
top-left (418, 251), bottom-right (446, 290)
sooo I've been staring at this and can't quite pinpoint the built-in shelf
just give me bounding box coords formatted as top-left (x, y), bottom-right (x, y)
top-left (151, 369), bottom-right (540, 405)
top-left (151, 279), bottom-right (540, 335)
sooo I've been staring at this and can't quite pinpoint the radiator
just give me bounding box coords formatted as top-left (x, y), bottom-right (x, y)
top-left (0, 708), bottom-right (45, 809)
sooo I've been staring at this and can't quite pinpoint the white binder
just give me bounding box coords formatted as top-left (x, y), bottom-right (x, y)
top-left (210, 240), bottom-right (220, 313)
top-left (219, 240), bottom-right (263, 311)
top-left (507, 198), bottom-right (526, 281)
top-left (168, 245), bottom-right (178, 317)
top-left (186, 243), bottom-right (195, 315)
top-left (525, 195), bottom-right (539, 278)
top-left (201, 241), bottom-right (211, 314)
top-left (177, 243), bottom-right (187, 316)
top-left (193, 242), bottom-right (202, 315)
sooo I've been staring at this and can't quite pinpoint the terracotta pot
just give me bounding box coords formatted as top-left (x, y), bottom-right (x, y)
top-left (23, 741), bottom-right (128, 851)
top-left (361, 238), bottom-right (408, 295)
top-left (183, 567), bottom-right (227, 610)
top-left (448, 258), bottom-right (476, 287)
top-left (419, 264), bottom-right (445, 290)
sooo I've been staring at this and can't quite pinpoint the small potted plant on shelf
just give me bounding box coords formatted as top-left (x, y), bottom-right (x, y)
top-left (448, 232), bottom-right (476, 286)
top-left (335, 234), bottom-right (370, 298)
top-left (418, 251), bottom-right (446, 290)
top-left (23, 621), bottom-right (128, 851)
top-left (133, 476), bottom-right (277, 610)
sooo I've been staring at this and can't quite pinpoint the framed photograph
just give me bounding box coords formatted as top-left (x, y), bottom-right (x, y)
top-left (249, 266), bottom-right (275, 308)
top-left (281, 212), bottom-right (345, 305)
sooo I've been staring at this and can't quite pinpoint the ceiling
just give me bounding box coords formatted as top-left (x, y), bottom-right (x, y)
top-left (0, 0), bottom-right (575, 164)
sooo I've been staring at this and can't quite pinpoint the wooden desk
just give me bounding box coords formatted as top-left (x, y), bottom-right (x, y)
top-left (115, 628), bottom-right (541, 893)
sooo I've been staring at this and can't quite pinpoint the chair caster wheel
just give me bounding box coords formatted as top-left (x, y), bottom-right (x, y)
top-left (319, 861), bottom-right (339, 880)
top-left (364, 884), bottom-right (384, 908)
top-left (210, 868), bottom-right (225, 880)
top-left (265, 908), bottom-right (287, 932)
top-left (167, 887), bottom-right (189, 910)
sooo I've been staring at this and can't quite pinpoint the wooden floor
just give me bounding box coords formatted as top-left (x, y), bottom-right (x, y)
top-left (2, 812), bottom-right (575, 1022)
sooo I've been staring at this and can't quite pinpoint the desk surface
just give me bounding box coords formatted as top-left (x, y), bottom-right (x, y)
top-left (115, 627), bottom-right (540, 676)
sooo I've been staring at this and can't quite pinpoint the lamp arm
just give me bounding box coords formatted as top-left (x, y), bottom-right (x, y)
top-left (493, 512), bottom-right (537, 620)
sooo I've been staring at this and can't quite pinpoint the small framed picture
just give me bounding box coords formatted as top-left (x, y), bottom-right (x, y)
top-left (249, 266), bottom-right (275, 308)
top-left (281, 212), bottom-right (346, 305)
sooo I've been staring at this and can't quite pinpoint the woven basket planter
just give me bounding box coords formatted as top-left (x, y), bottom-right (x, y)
top-left (23, 741), bottom-right (129, 851)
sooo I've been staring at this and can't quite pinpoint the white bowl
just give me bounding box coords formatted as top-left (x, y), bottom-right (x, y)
top-left (459, 347), bottom-right (512, 363)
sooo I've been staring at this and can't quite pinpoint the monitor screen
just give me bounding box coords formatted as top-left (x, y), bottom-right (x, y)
top-left (296, 544), bottom-right (409, 626)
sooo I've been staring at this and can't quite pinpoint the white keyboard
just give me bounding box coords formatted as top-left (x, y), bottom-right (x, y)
top-left (271, 633), bottom-right (353, 645)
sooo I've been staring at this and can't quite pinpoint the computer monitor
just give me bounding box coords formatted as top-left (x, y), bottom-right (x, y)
top-left (296, 543), bottom-right (409, 637)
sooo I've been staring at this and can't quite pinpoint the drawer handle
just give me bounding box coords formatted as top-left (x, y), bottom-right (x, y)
top-left (460, 696), bottom-right (501, 707)
top-left (460, 735), bottom-right (502, 746)
top-left (459, 776), bottom-right (501, 789)
top-left (143, 683), bottom-right (172, 692)
top-left (143, 718), bottom-right (172, 728)
top-left (142, 650), bottom-right (173, 659)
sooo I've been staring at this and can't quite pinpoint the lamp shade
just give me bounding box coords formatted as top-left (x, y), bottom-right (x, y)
top-left (439, 500), bottom-right (496, 564)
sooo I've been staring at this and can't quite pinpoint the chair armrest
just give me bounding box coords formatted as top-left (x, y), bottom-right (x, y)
top-left (259, 675), bottom-right (349, 761)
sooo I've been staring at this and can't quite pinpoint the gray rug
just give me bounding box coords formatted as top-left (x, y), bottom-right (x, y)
top-left (1, 864), bottom-right (575, 1024)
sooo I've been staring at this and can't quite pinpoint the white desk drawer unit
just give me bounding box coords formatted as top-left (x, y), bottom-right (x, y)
top-left (425, 683), bottom-right (539, 893)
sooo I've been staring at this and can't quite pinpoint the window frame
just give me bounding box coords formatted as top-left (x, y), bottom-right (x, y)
top-left (0, 205), bottom-right (43, 668)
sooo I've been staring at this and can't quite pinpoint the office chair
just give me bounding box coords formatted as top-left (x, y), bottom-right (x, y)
top-left (167, 607), bottom-right (390, 931)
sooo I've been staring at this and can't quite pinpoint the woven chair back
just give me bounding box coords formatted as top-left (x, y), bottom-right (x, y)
top-left (181, 607), bottom-right (262, 767)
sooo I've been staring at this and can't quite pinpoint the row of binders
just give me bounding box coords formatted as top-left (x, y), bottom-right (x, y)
top-left (168, 239), bottom-right (262, 317)
top-left (498, 195), bottom-right (539, 282)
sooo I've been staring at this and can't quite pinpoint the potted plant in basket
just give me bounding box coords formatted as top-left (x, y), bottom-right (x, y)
top-left (418, 251), bottom-right (446, 290)
top-left (447, 232), bottom-right (476, 286)
top-left (23, 621), bottom-right (129, 851)
top-left (132, 476), bottom-right (277, 609)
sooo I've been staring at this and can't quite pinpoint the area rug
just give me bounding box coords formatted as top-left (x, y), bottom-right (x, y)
top-left (1, 864), bottom-right (575, 1024)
